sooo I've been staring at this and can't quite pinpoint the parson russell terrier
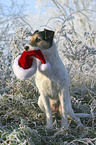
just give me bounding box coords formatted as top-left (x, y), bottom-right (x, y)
top-left (26, 29), bottom-right (84, 129)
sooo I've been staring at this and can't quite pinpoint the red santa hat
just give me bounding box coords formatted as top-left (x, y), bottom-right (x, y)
top-left (13, 44), bottom-right (50, 80)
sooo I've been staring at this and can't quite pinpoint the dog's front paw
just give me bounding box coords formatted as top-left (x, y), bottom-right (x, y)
top-left (45, 119), bottom-right (53, 129)
top-left (45, 123), bottom-right (53, 129)
top-left (61, 124), bottom-right (68, 130)
top-left (61, 120), bottom-right (68, 130)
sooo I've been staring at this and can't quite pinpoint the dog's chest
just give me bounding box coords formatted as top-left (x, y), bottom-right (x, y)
top-left (43, 79), bottom-right (60, 99)
top-left (35, 73), bottom-right (61, 99)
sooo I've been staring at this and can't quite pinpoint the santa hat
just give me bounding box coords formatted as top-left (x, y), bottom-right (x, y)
top-left (13, 44), bottom-right (50, 80)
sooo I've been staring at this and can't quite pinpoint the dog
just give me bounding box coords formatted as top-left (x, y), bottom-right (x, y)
top-left (26, 29), bottom-right (83, 129)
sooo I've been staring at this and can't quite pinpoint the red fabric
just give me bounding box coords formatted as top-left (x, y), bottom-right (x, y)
top-left (18, 49), bottom-right (46, 69)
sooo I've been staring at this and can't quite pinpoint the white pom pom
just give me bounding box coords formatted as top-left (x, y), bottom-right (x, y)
top-left (40, 62), bottom-right (51, 72)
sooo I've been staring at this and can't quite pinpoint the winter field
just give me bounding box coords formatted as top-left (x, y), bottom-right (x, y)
top-left (0, 0), bottom-right (96, 144)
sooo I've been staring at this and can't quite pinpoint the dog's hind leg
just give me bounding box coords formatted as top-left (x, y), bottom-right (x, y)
top-left (59, 89), bottom-right (68, 129)
top-left (66, 88), bottom-right (84, 127)
top-left (38, 95), bottom-right (53, 129)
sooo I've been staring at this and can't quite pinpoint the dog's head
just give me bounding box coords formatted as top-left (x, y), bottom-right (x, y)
top-left (24, 29), bottom-right (54, 51)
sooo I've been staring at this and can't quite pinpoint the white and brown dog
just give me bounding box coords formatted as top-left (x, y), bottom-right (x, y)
top-left (26, 29), bottom-right (83, 129)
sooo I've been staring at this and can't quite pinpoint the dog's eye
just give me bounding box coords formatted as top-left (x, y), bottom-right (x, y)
top-left (36, 37), bottom-right (42, 42)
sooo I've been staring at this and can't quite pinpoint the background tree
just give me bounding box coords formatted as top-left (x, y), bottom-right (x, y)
top-left (0, 0), bottom-right (31, 93)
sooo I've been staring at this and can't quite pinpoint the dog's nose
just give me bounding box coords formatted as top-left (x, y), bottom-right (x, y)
top-left (24, 46), bottom-right (29, 51)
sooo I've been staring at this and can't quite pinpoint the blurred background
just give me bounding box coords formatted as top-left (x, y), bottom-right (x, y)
top-left (0, 0), bottom-right (96, 144)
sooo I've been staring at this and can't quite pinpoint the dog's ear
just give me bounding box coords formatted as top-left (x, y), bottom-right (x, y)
top-left (33, 30), bottom-right (39, 35)
top-left (44, 29), bottom-right (55, 41)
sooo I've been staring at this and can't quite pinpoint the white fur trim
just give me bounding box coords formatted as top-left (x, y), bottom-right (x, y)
top-left (12, 55), bottom-right (37, 80)
top-left (40, 62), bottom-right (51, 72)
top-left (25, 44), bottom-right (40, 50)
